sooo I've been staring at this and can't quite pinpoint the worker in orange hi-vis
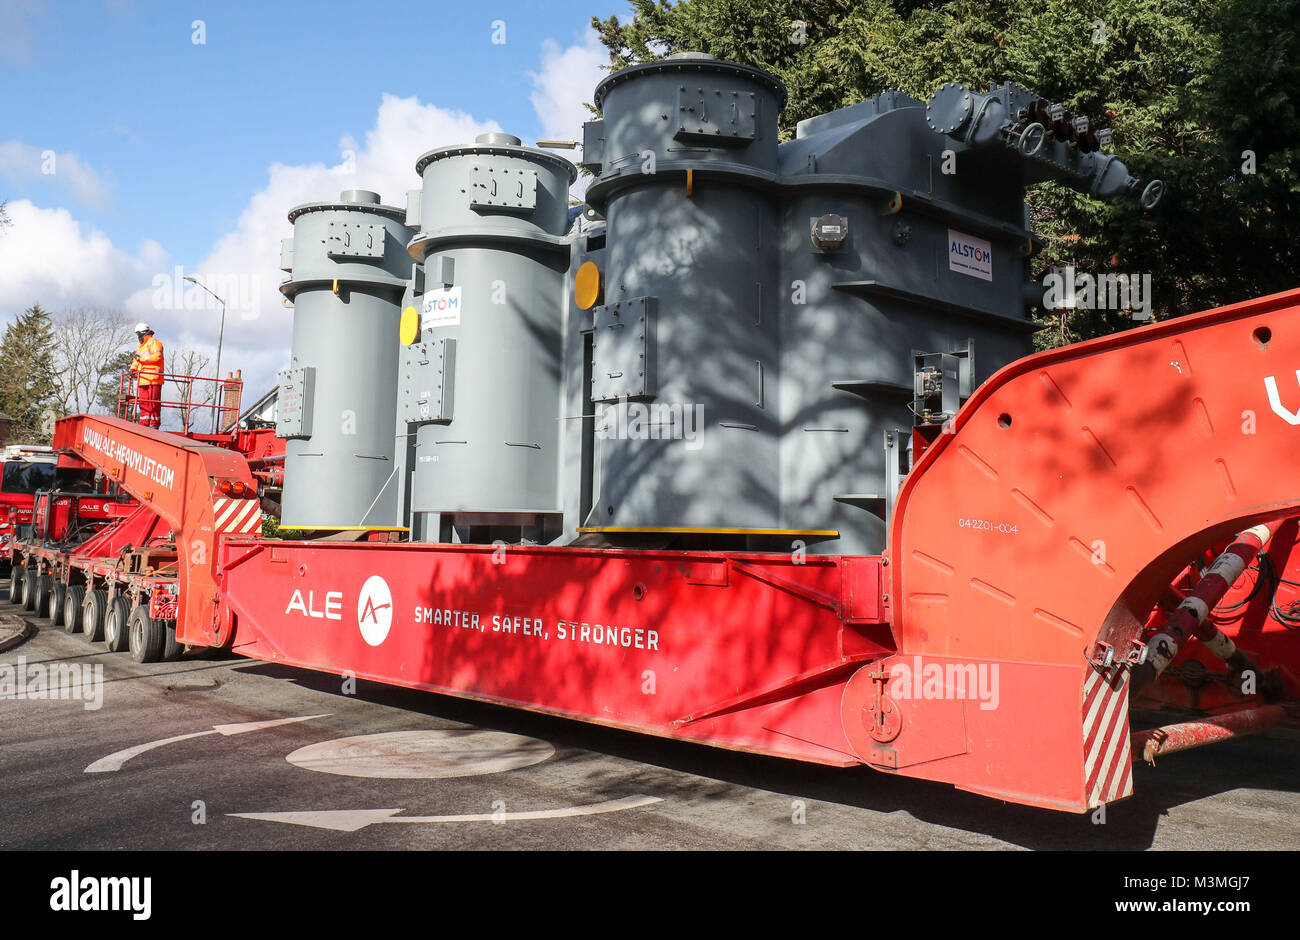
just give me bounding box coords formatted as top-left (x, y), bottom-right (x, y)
top-left (130, 322), bottom-right (165, 428)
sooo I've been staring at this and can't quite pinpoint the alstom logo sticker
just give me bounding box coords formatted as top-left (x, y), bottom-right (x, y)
top-left (948, 229), bottom-right (992, 281)
top-left (421, 286), bottom-right (462, 329)
top-left (357, 575), bottom-right (394, 646)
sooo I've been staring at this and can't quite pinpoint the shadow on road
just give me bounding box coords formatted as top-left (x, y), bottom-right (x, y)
top-left (230, 660), bottom-right (1300, 850)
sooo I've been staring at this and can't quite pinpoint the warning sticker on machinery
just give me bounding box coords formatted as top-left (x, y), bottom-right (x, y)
top-left (948, 229), bottom-right (992, 281)
top-left (421, 286), bottom-right (462, 328)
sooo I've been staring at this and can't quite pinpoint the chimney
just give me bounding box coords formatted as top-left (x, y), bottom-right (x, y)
top-left (221, 370), bottom-right (242, 432)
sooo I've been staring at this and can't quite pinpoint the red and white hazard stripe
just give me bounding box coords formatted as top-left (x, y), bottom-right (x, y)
top-left (1082, 662), bottom-right (1132, 806)
top-left (213, 497), bottom-right (262, 535)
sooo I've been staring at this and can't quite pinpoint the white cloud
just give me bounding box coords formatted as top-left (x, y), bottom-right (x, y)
top-left (529, 33), bottom-right (607, 200)
top-left (0, 140), bottom-right (112, 209)
top-left (120, 93), bottom-right (502, 401)
top-left (0, 200), bottom-right (152, 311)
top-left (530, 33), bottom-right (607, 143)
top-left (1, 37), bottom-right (604, 416)
top-left (138, 239), bottom-right (167, 268)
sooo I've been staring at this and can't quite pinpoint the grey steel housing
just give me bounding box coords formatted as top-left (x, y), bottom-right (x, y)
top-left (581, 57), bottom-right (1037, 553)
top-left (274, 56), bottom-right (1151, 557)
top-left (277, 190), bottom-right (413, 530)
top-left (583, 54), bottom-right (788, 535)
top-left (401, 134), bottom-right (576, 537)
top-left (573, 56), bottom-right (1146, 554)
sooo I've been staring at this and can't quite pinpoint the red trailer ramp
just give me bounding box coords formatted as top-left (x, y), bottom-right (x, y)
top-left (866, 287), bottom-right (1300, 810)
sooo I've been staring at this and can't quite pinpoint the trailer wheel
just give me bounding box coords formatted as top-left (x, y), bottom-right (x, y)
top-left (8, 565), bottom-right (23, 605)
top-left (22, 568), bottom-right (38, 611)
top-left (35, 574), bottom-right (53, 618)
top-left (50, 582), bottom-right (67, 627)
top-left (81, 588), bottom-right (108, 643)
top-left (127, 605), bottom-right (165, 663)
top-left (163, 622), bottom-right (183, 661)
top-left (103, 595), bottom-right (131, 653)
top-left (64, 585), bottom-right (85, 633)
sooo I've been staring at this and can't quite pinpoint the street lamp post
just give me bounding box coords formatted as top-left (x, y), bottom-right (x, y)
top-left (183, 275), bottom-right (228, 432)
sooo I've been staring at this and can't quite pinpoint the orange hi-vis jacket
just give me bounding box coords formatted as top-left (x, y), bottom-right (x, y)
top-left (130, 336), bottom-right (165, 387)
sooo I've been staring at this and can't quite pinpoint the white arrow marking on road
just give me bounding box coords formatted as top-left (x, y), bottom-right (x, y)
top-left (228, 795), bottom-right (664, 832)
top-left (84, 715), bottom-right (331, 773)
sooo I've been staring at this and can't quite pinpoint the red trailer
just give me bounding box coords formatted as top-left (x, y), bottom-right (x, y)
top-left (18, 287), bottom-right (1300, 813)
top-left (8, 371), bottom-right (280, 659)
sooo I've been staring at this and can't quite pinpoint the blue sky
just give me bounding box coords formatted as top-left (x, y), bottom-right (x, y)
top-left (0, 0), bottom-right (621, 396)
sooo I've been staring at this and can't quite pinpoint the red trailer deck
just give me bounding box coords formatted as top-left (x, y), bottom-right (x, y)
top-left (14, 287), bottom-right (1300, 813)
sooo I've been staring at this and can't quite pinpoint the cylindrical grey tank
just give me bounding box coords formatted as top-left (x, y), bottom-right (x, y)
top-left (401, 133), bottom-right (576, 524)
top-left (584, 53), bottom-right (789, 534)
top-left (277, 189), bottom-right (413, 530)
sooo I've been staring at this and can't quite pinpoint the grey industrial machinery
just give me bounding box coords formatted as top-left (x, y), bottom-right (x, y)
top-left (582, 52), bottom-right (788, 540)
top-left (275, 55), bottom-right (1157, 556)
top-left (574, 55), bottom-right (1154, 552)
top-left (276, 189), bottom-right (413, 530)
top-left (399, 133), bottom-right (576, 543)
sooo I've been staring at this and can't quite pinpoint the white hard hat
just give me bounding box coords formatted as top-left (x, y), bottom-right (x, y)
top-left (134, 322), bottom-right (152, 333)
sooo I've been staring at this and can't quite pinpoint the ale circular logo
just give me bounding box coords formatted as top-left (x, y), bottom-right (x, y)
top-left (357, 575), bottom-right (393, 646)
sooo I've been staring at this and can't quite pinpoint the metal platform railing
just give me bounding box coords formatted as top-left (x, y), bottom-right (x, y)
top-left (115, 370), bottom-right (244, 434)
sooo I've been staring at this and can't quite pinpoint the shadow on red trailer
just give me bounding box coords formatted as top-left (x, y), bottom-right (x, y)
top-left (28, 287), bottom-right (1300, 815)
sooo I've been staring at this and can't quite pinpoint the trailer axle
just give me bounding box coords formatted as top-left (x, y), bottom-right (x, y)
top-left (1130, 704), bottom-right (1288, 764)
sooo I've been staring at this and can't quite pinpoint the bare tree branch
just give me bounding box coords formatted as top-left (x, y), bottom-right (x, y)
top-left (51, 307), bottom-right (136, 414)
top-left (168, 347), bottom-right (216, 432)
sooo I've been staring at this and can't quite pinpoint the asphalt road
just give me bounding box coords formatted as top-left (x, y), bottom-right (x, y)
top-left (1, 598), bottom-right (1297, 851)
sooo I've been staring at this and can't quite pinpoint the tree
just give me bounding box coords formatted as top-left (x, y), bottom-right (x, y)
top-left (94, 350), bottom-right (135, 415)
top-left (51, 307), bottom-right (136, 415)
top-left (0, 305), bottom-right (60, 442)
top-left (169, 348), bottom-right (215, 432)
top-left (592, 0), bottom-right (1300, 348)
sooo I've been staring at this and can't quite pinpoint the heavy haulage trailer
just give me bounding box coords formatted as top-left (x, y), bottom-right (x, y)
top-left (13, 55), bottom-right (1300, 813)
top-left (6, 371), bottom-right (282, 659)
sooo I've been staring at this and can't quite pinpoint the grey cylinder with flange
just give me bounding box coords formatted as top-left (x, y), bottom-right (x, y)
top-left (277, 189), bottom-right (413, 530)
top-left (583, 53), bottom-right (789, 535)
top-left (401, 134), bottom-right (576, 530)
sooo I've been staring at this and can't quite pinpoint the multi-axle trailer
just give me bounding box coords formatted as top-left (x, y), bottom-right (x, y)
top-left (9, 56), bottom-right (1300, 813)
top-left (9, 286), bottom-right (1298, 813)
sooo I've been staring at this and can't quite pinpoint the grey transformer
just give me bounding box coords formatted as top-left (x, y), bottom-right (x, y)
top-left (276, 189), bottom-right (413, 532)
top-left (277, 54), bottom-right (1155, 555)
top-left (400, 132), bottom-right (576, 545)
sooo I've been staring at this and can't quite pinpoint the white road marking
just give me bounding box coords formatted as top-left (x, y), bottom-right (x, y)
top-left (285, 729), bottom-right (554, 779)
top-left (84, 714), bottom-right (331, 773)
top-left (228, 796), bottom-right (664, 832)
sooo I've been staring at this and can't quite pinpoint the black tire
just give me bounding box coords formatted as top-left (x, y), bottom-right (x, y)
top-left (8, 565), bottom-right (23, 605)
top-left (162, 622), bottom-right (184, 661)
top-left (64, 584), bottom-right (85, 633)
top-left (127, 605), bottom-right (166, 663)
top-left (50, 582), bottom-right (67, 626)
top-left (35, 574), bottom-right (52, 618)
top-left (103, 595), bottom-right (131, 653)
top-left (22, 568), bottom-right (38, 611)
top-left (81, 588), bottom-right (108, 643)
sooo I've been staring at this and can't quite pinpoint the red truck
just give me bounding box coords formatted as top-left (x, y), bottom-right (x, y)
top-left (0, 448), bottom-right (101, 570)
